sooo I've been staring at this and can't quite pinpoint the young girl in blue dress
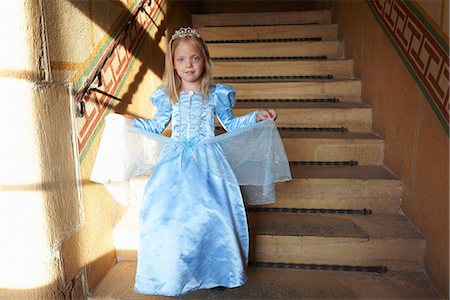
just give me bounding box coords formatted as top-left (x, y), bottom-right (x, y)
top-left (92, 27), bottom-right (291, 296)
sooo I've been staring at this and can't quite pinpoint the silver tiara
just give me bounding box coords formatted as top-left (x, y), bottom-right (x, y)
top-left (171, 27), bottom-right (201, 40)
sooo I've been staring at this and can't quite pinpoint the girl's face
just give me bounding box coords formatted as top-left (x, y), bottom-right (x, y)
top-left (173, 40), bottom-right (205, 89)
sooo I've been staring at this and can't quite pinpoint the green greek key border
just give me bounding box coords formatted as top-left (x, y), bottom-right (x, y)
top-left (366, 0), bottom-right (449, 136)
top-left (79, 1), bottom-right (166, 162)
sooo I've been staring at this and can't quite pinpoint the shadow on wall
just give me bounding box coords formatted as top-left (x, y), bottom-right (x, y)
top-left (48, 0), bottom-right (191, 296)
top-left (66, 0), bottom-right (169, 114)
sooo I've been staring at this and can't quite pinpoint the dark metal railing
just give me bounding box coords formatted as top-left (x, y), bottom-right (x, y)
top-left (75, 0), bottom-right (157, 118)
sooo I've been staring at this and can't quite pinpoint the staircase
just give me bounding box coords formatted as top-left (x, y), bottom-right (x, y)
top-left (90, 10), bottom-right (440, 299)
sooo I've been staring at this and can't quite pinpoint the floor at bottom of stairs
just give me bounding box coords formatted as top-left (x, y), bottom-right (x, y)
top-left (90, 261), bottom-right (439, 299)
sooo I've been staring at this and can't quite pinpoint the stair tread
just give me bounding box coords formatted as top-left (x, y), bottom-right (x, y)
top-left (236, 101), bottom-right (369, 109)
top-left (248, 213), bottom-right (423, 240)
top-left (229, 80), bottom-right (361, 101)
top-left (193, 10), bottom-right (331, 17)
top-left (192, 10), bottom-right (332, 27)
top-left (198, 23), bottom-right (338, 41)
top-left (280, 131), bottom-right (382, 140)
top-left (91, 261), bottom-right (439, 299)
top-left (208, 40), bottom-right (343, 59)
top-left (214, 59), bottom-right (353, 67)
top-left (198, 23), bottom-right (337, 30)
top-left (290, 165), bottom-right (399, 180)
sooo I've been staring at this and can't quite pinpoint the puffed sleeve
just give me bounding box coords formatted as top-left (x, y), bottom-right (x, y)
top-left (214, 83), bottom-right (258, 132)
top-left (132, 87), bottom-right (172, 134)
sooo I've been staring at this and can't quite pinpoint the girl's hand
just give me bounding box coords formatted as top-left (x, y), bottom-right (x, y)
top-left (105, 113), bottom-right (133, 126)
top-left (256, 109), bottom-right (277, 121)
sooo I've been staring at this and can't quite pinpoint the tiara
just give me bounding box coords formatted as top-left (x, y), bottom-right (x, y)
top-left (171, 27), bottom-right (201, 40)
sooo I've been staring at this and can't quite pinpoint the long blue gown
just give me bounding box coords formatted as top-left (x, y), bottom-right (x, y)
top-left (91, 84), bottom-right (291, 296)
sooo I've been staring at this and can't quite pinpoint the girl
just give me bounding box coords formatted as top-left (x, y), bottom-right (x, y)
top-left (92, 27), bottom-right (291, 296)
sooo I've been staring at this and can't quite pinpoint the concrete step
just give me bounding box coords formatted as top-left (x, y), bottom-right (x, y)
top-left (198, 23), bottom-right (338, 41)
top-left (208, 40), bottom-right (344, 59)
top-left (234, 102), bottom-right (372, 131)
top-left (228, 80), bottom-right (361, 102)
top-left (213, 59), bottom-right (354, 79)
top-left (271, 165), bottom-right (402, 214)
top-left (114, 166), bottom-right (405, 265)
top-left (192, 10), bottom-right (332, 27)
top-left (280, 131), bottom-right (384, 165)
top-left (90, 261), bottom-right (439, 299)
top-left (248, 212), bottom-right (425, 272)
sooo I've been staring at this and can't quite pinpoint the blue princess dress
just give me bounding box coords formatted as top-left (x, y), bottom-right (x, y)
top-left (90, 84), bottom-right (291, 296)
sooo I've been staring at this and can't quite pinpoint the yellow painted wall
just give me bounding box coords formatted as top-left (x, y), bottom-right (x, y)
top-left (331, 0), bottom-right (449, 297)
top-left (41, 0), bottom-right (193, 294)
top-left (0, 0), bottom-right (193, 297)
top-left (0, 0), bottom-right (82, 298)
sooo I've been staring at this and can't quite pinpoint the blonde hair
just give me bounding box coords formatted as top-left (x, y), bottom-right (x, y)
top-left (162, 35), bottom-right (213, 103)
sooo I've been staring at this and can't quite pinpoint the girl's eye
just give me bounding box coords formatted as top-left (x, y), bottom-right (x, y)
top-left (177, 57), bottom-right (183, 62)
top-left (193, 56), bottom-right (201, 61)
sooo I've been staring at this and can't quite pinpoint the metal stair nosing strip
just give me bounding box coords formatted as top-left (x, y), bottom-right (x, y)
top-left (205, 37), bottom-right (322, 43)
top-left (278, 127), bottom-right (349, 132)
top-left (215, 75), bottom-right (333, 82)
top-left (247, 207), bottom-right (372, 215)
top-left (212, 55), bottom-right (328, 61)
top-left (289, 160), bottom-right (359, 166)
top-left (237, 98), bottom-right (339, 103)
top-left (204, 22), bottom-right (321, 28)
top-left (249, 262), bottom-right (388, 274)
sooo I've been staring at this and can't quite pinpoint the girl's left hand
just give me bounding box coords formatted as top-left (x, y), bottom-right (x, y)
top-left (257, 109), bottom-right (277, 121)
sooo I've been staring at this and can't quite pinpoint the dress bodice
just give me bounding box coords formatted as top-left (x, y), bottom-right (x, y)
top-left (171, 91), bottom-right (215, 142)
top-left (131, 84), bottom-right (259, 143)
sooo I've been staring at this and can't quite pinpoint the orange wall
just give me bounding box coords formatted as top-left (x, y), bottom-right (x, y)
top-left (331, 0), bottom-right (449, 297)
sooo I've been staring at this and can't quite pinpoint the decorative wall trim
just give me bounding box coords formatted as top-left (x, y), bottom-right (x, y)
top-left (367, 0), bottom-right (449, 135)
top-left (75, 0), bottom-right (165, 161)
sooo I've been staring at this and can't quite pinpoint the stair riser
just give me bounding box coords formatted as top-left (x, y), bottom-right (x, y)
top-left (250, 236), bottom-right (425, 272)
top-left (116, 233), bottom-right (424, 272)
top-left (213, 60), bottom-right (354, 79)
top-left (199, 24), bottom-right (338, 41)
top-left (208, 41), bottom-right (344, 59)
top-left (192, 10), bottom-right (332, 27)
top-left (235, 108), bottom-right (373, 131)
top-left (271, 179), bottom-right (402, 214)
top-left (284, 138), bottom-right (384, 165)
top-left (229, 81), bottom-right (361, 102)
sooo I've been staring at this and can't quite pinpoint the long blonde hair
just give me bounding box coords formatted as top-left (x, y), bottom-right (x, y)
top-left (162, 35), bottom-right (213, 103)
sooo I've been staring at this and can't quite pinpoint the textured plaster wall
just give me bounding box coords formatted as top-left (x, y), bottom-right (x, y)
top-left (0, 0), bottom-right (190, 297)
top-left (42, 0), bottom-right (193, 294)
top-left (331, 0), bottom-right (449, 297)
top-left (0, 0), bottom-right (82, 298)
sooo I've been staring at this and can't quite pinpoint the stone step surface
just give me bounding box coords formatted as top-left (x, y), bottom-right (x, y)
top-left (234, 102), bottom-right (372, 131)
top-left (90, 262), bottom-right (439, 299)
top-left (192, 10), bottom-right (332, 27)
top-left (270, 165), bottom-right (402, 214)
top-left (248, 212), bottom-right (425, 272)
top-left (280, 131), bottom-right (384, 165)
top-left (213, 59), bottom-right (354, 79)
top-left (198, 23), bottom-right (338, 41)
top-left (114, 207), bottom-right (420, 271)
top-left (208, 40), bottom-right (344, 59)
top-left (227, 80), bottom-right (361, 102)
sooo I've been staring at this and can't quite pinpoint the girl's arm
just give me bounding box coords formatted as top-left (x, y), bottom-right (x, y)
top-left (132, 107), bottom-right (171, 134)
top-left (130, 88), bottom-right (172, 134)
top-left (214, 84), bottom-right (276, 132)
